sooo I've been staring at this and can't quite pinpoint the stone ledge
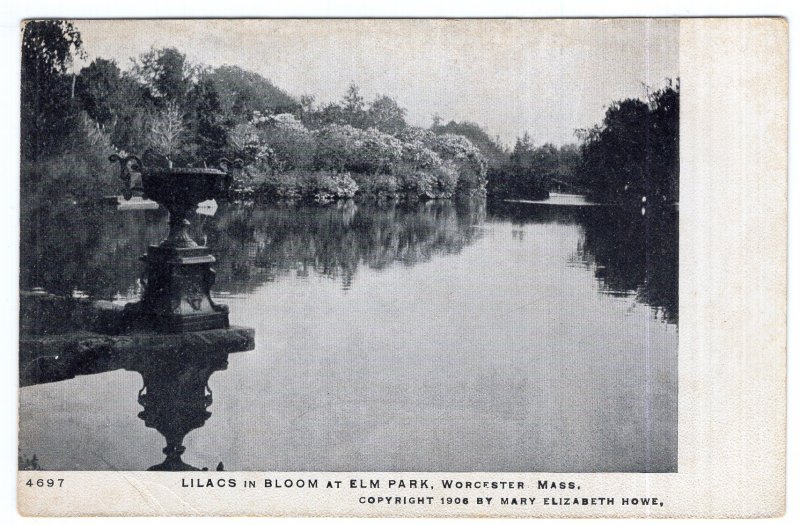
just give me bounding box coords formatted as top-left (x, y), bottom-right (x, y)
top-left (20, 327), bottom-right (255, 387)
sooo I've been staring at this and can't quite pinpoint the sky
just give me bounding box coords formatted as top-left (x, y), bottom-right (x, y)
top-left (73, 19), bottom-right (678, 147)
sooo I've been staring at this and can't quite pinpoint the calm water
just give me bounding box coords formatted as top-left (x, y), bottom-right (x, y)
top-left (19, 194), bottom-right (678, 472)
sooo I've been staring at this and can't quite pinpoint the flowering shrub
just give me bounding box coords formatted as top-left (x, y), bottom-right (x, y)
top-left (395, 161), bottom-right (459, 199)
top-left (433, 161), bottom-right (460, 197)
top-left (249, 170), bottom-right (358, 203)
top-left (232, 118), bottom-right (487, 201)
top-left (259, 172), bottom-right (303, 200)
top-left (398, 128), bottom-right (487, 195)
top-left (351, 173), bottom-right (400, 199)
top-left (313, 124), bottom-right (403, 174)
top-left (252, 112), bottom-right (315, 170)
top-left (313, 124), bottom-right (357, 172)
top-left (228, 122), bottom-right (272, 164)
top-left (357, 128), bottom-right (404, 173)
top-left (301, 171), bottom-right (359, 203)
top-left (400, 140), bottom-right (442, 171)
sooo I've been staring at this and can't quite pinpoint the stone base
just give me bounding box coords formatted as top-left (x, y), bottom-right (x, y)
top-left (129, 306), bottom-right (230, 333)
top-left (19, 326), bottom-right (255, 387)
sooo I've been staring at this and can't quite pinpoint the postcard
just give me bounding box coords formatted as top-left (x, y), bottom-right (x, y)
top-left (17, 18), bottom-right (786, 517)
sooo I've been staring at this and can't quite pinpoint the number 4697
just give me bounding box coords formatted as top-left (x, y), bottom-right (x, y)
top-left (25, 478), bottom-right (63, 487)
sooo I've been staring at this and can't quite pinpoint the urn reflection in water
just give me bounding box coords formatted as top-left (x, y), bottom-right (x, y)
top-left (109, 155), bottom-right (238, 332)
top-left (135, 351), bottom-right (226, 471)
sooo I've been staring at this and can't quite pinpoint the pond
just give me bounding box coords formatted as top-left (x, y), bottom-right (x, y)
top-left (19, 194), bottom-right (678, 472)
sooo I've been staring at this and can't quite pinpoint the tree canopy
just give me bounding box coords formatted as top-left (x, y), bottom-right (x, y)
top-left (21, 20), bottom-right (86, 160)
top-left (576, 81), bottom-right (679, 204)
top-left (20, 21), bottom-right (677, 206)
top-left (203, 65), bottom-right (299, 122)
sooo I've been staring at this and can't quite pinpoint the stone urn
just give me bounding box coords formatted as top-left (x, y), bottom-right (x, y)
top-left (109, 155), bottom-right (239, 332)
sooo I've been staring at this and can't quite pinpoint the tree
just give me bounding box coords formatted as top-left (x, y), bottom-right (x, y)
top-left (76, 58), bottom-right (160, 154)
top-left (648, 80), bottom-right (680, 202)
top-left (131, 47), bottom-right (200, 107)
top-left (146, 102), bottom-right (187, 166)
top-left (341, 83), bottom-right (366, 127)
top-left (21, 20), bottom-right (84, 78)
top-left (203, 65), bottom-right (298, 123)
top-left (303, 101), bottom-right (348, 129)
top-left (75, 59), bottom-right (124, 126)
top-left (186, 77), bottom-right (230, 162)
top-left (576, 80), bottom-right (679, 204)
top-left (551, 144), bottom-right (582, 187)
top-left (301, 85), bottom-right (407, 133)
top-left (75, 59), bottom-right (149, 131)
top-left (366, 95), bottom-right (407, 134)
top-left (21, 20), bottom-right (86, 160)
top-left (504, 133), bottom-right (550, 199)
top-left (486, 132), bottom-right (578, 200)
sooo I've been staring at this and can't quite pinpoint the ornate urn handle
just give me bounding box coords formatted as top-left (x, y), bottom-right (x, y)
top-left (217, 157), bottom-right (244, 173)
top-left (216, 158), bottom-right (243, 198)
top-left (109, 154), bottom-right (143, 201)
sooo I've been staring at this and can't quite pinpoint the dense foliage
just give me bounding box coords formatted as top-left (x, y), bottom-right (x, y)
top-left (575, 82), bottom-right (679, 205)
top-left (486, 82), bottom-right (679, 205)
top-left (21, 21), bottom-right (677, 206)
top-left (21, 22), bottom-right (491, 202)
top-left (487, 133), bottom-right (581, 200)
top-left (21, 20), bottom-right (85, 161)
top-left (21, 21), bottom-right (120, 206)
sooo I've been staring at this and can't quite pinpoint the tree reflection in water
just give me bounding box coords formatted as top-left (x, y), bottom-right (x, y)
top-left (21, 197), bottom-right (675, 320)
top-left (20, 201), bottom-right (167, 300)
top-left (201, 199), bottom-right (487, 292)
top-left (21, 199), bottom-right (487, 298)
top-left (21, 197), bottom-right (675, 321)
top-left (487, 200), bottom-right (678, 323)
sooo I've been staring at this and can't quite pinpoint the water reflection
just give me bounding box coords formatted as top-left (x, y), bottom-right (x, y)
top-left (19, 195), bottom-right (679, 472)
top-left (488, 200), bottom-right (678, 322)
top-left (20, 331), bottom-right (242, 471)
top-left (21, 199), bottom-right (487, 298)
top-left (20, 203), bottom-right (166, 300)
top-left (204, 199), bottom-right (486, 292)
top-left (21, 197), bottom-right (675, 321)
top-left (135, 350), bottom-right (228, 471)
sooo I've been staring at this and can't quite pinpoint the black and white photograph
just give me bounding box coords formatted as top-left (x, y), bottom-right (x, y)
top-left (18, 18), bottom-right (678, 473)
top-left (12, 15), bottom-right (787, 519)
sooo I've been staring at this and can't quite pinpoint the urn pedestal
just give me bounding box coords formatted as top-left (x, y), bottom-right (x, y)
top-left (139, 246), bottom-right (229, 332)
